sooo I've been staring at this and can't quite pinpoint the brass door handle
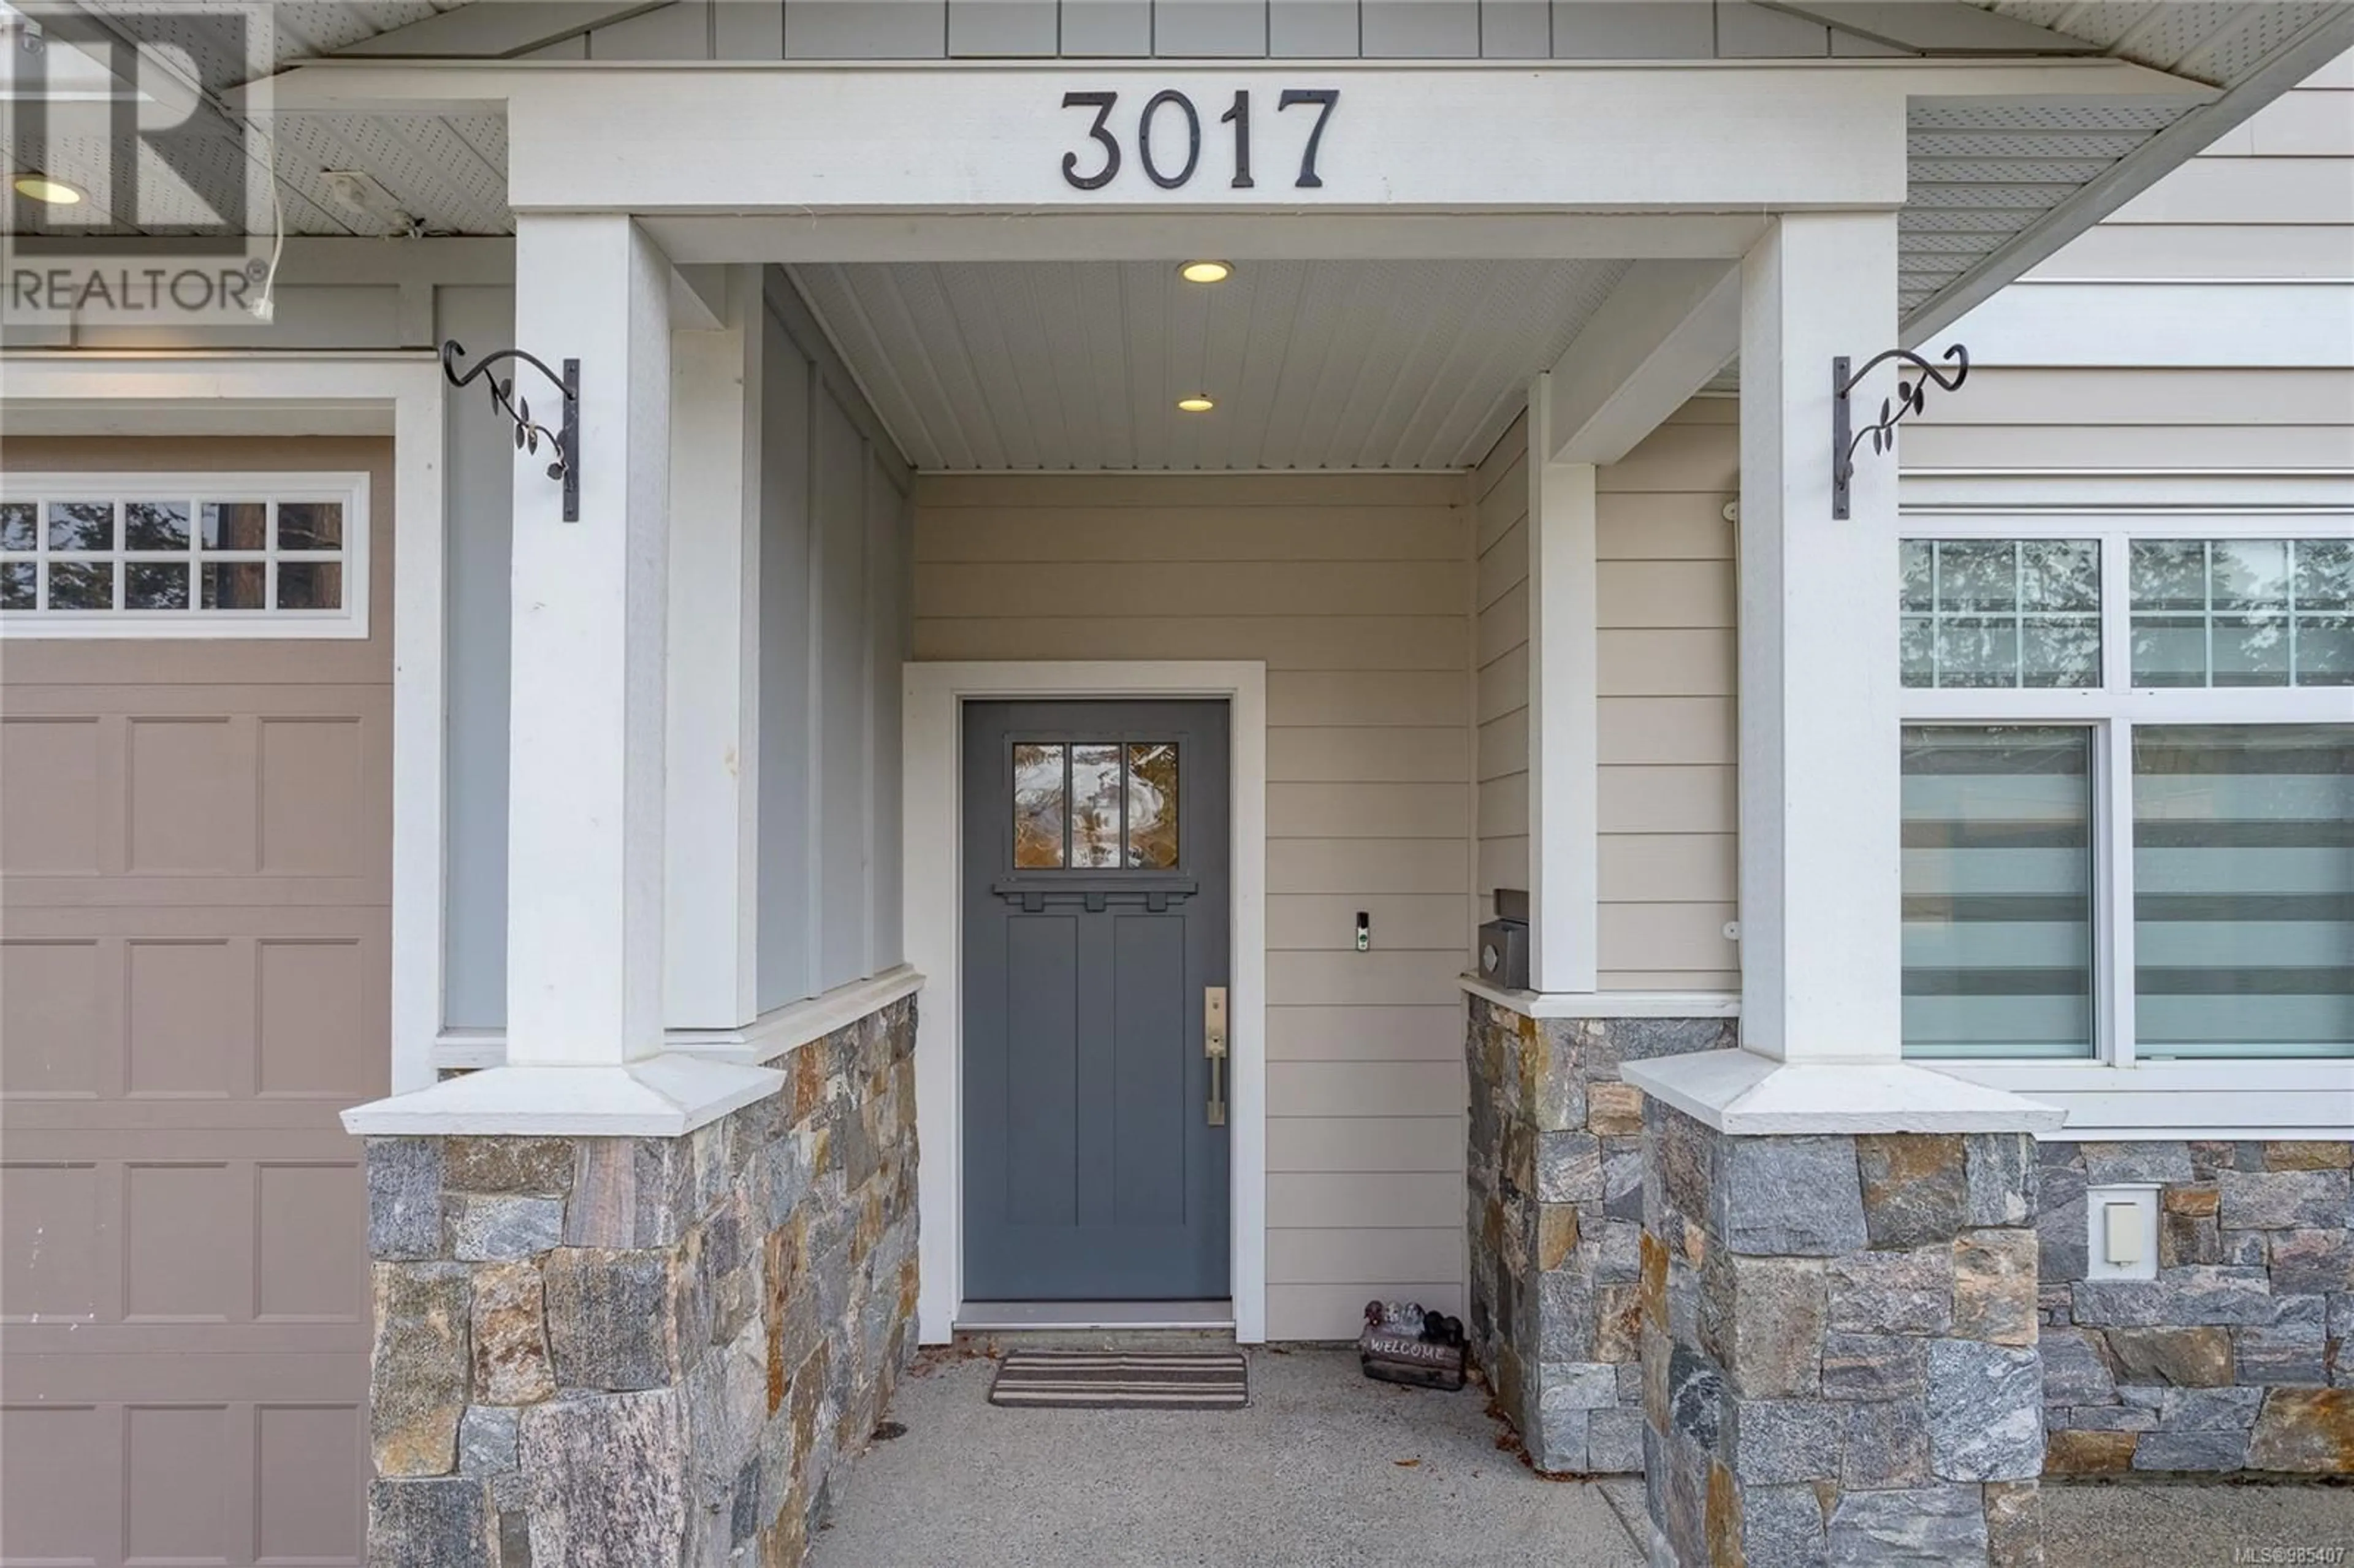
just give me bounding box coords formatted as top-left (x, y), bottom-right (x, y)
top-left (1206, 985), bottom-right (1228, 1127)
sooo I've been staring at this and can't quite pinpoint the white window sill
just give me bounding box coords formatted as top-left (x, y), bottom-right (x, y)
top-left (1934, 1059), bottom-right (2354, 1140)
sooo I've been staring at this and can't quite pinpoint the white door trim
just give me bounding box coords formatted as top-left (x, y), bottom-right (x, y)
top-left (0, 351), bottom-right (448, 1095)
top-left (903, 660), bottom-right (1268, 1345)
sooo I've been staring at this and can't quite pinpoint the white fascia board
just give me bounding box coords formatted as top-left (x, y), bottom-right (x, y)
top-left (1903, 6), bottom-right (2354, 344)
top-left (1759, 2), bottom-right (2103, 56)
top-left (1624, 1049), bottom-right (2068, 1135)
top-left (1540, 260), bottom-right (1740, 466)
top-left (654, 213), bottom-right (1771, 266)
top-left (1943, 281), bottom-right (2354, 370)
top-left (333, 1), bottom-right (671, 59)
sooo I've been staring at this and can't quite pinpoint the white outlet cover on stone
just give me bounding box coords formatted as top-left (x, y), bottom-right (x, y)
top-left (2084, 1184), bottom-right (2160, 1282)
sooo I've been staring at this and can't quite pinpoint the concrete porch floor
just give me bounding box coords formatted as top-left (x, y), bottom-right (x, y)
top-left (807, 1342), bottom-right (2353, 1568)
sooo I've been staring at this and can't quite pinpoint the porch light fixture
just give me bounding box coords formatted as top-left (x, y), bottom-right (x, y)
top-left (1176, 395), bottom-right (1216, 413)
top-left (1831, 342), bottom-right (1968, 519)
top-left (12, 172), bottom-right (82, 205)
top-left (1178, 261), bottom-right (1232, 284)
top-left (441, 339), bottom-right (581, 522)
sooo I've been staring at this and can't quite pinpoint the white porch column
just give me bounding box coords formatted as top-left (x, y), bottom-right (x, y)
top-left (503, 213), bottom-right (675, 1067)
top-left (1734, 210), bottom-right (1903, 1065)
top-left (1524, 372), bottom-right (1599, 994)
top-left (1625, 210), bottom-right (2057, 1133)
top-left (345, 221), bottom-right (780, 1135)
top-left (665, 265), bottom-right (764, 1030)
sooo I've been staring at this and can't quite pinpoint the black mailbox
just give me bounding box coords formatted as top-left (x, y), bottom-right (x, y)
top-left (1478, 887), bottom-right (1529, 991)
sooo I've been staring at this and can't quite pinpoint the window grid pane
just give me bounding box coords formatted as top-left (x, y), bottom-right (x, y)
top-left (3, 491), bottom-right (355, 624)
top-left (1900, 538), bottom-right (2100, 690)
top-left (2130, 539), bottom-right (2351, 688)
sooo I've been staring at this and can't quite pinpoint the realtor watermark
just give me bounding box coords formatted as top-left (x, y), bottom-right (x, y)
top-left (2, 2), bottom-right (276, 327)
top-left (2234, 1547), bottom-right (2350, 1566)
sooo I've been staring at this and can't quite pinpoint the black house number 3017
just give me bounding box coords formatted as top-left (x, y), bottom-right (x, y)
top-left (1059, 88), bottom-right (1339, 192)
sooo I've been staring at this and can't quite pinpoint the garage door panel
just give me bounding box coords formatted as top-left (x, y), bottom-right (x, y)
top-left (0, 688), bottom-right (390, 899)
top-left (126, 939), bottom-right (248, 1098)
top-left (1, 1160), bottom-right (107, 1322)
top-left (2, 913), bottom-right (389, 1114)
top-left (2, 1402), bottom-right (116, 1566)
top-left (257, 938), bottom-right (385, 1100)
top-left (4, 1157), bottom-right (366, 1332)
top-left (0, 1400), bottom-right (365, 1568)
top-left (127, 715), bottom-right (257, 875)
top-left (2, 436), bottom-right (389, 1564)
top-left (1, 939), bottom-right (107, 1097)
top-left (258, 717), bottom-right (370, 877)
top-left (0, 716), bottom-right (102, 875)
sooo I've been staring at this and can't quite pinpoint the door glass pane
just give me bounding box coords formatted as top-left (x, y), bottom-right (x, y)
top-left (1901, 726), bottom-right (2095, 1059)
top-left (2133, 725), bottom-right (2353, 1059)
top-left (1070, 743), bottom-right (1122, 868)
top-left (1013, 744), bottom-right (1065, 869)
top-left (1127, 743), bottom-right (1179, 868)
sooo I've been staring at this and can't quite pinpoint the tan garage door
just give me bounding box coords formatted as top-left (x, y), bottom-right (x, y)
top-left (2, 438), bottom-right (392, 1567)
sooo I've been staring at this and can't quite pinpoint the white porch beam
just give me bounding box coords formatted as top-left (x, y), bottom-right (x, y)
top-left (335, 1), bottom-right (669, 59)
top-left (505, 213), bottom-right (674, 1068)
top-left (1524, 376), bottom-right (1599, 994)
top-left (664, 264), bottom-right (764, 1030)
top-left (1734, 209), bottom-right (1903, 1065)
top-left (1539, 261), bottom-right (1739, 467)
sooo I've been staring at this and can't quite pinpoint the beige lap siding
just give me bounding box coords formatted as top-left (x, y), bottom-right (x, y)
top-left (1595, 402), bottom-right (1742, 991)
top-left (912, 471), bottom-right (1471, 1339)
top-left (1472, 414), bottom-right (1529, 935)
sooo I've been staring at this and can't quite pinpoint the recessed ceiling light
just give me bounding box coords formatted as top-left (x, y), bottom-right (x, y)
top-left (12, 173), bottom-right (83, 206)
top-left (1176, 395), bottom-right (1215, 414)
top-left (1178, 260), bottom-right (1232, 284)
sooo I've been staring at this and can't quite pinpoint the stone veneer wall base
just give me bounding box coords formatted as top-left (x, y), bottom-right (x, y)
top-left (1640, 1098), bottom-right (2047, 1567)
top-left (363, 996), bottom-right (920, 1567)
top-left (2038, 1139), bottom-right (2352, 1477)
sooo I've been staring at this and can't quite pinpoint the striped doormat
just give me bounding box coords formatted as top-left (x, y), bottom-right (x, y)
top-left (987, 1349), bottom-right (1249, 1410)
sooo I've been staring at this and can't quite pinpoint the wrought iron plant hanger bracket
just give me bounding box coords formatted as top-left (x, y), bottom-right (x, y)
top-left (441, 340), bottom-right (580, 521)
top-left (1831, 343), bottom-right (1968, 519)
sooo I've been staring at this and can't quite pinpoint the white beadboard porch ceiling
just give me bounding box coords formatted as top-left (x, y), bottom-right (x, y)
top-left (788, 258), bottom-right (1631, 471)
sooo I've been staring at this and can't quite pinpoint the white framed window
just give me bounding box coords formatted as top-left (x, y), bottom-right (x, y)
top-left (0, 472), bottom-right (370, 639)
top-left (1898, 512), bottom-right (2352, 1067)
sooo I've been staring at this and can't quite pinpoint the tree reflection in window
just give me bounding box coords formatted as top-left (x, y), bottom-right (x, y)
top-left (1127, 743), bottom-right (1179, 868)
top-left (1011, 740), bottom-right (1179, 870)
top-left (1013, 744), bottom-right (1065, 868)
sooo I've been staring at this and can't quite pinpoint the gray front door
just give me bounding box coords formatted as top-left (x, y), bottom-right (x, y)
top-left (962, 699), bottom-right (1231, 1301)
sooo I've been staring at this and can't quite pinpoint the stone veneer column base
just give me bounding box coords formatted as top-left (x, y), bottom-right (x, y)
top-left (357, 996), bottom-right (919, 1567)
top-left (1626, 1052), bottom-right (2063, 1567)
top-left (1464, 997), bottom-right (1740, 1474)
